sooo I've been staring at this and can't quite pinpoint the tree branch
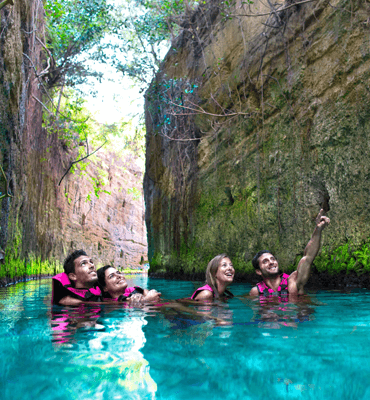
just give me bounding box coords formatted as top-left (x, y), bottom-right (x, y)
top-left (229, 0), bottom-right (318, 17)
top-left (159, 132), bottom-right (201, 141)
top-left (167, 99), bottom-right (252, 118)
top-left (58, 141), bottom-right (107, 186)
top-left (0, 164), bottom-right (12, 200)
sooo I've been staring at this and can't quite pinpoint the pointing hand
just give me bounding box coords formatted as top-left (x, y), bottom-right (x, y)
top-left (316, 209), bottom-right (330, 230)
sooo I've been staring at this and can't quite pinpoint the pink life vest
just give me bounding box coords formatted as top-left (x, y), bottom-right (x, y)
top-left (191, 284), bottom-right (214, 300)
top-left (256, 273), bottom-right (290, 297)
top-left (103, 286), bottom-right (144, 301)
top-left (52, 272), bottom-right (102, 304)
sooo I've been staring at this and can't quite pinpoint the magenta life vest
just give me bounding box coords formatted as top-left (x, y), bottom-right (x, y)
top-left (103, 286), bottom-right (144, 301)
top-left (256, 273), bottom-right (290, 297)
top-left (191, 284), bottom-right (233, 300)
top-left (191, 284), bottom-right (214, 300)
top-left (52, 272), bottom-right (102, 304)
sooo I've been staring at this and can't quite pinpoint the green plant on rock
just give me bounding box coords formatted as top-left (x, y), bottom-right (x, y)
top-left (150, 251), bottom-right (164, 271)
top-left (315, 242), bottom-right (361, 275)
top-left (127, 187), bottom-right (142, 201)
top-left (354, 244), bottom-right (370, 273)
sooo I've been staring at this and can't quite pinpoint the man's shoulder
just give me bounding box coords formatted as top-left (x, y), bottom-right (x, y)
top-left (287, 270), bottom-right (298, 281)
top-left (287, 271), bottom-right (299, 293)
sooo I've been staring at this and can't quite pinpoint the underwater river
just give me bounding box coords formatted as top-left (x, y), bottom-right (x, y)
top-left (1, 276), bottom-right (370, 400)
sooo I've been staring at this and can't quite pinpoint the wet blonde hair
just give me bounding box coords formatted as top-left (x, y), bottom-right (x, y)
top-left (205, 253), bottom-right (229, 299)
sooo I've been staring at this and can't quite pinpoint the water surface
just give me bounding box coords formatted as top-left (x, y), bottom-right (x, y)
top-left (1, 277), bottom-right (369, 400)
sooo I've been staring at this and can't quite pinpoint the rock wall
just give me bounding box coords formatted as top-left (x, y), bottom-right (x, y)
top-left (0, 0), bottom-right (147, 285)
top-left (60, 151), bottom-right (147, 268)
top-left (144, 0), bottom-right (370, 277)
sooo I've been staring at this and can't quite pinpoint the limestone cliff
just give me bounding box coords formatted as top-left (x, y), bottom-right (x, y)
top-left (145, 0), bottom-right (370, 279)
top-left (60, 151), bottom-right (147, 269)
top-left (0, 0), bottom-right (147, 285)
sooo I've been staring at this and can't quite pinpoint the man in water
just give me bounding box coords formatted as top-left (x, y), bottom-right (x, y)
top-left (52, 249), bottom-right (103, 306)
top-left (249, 209), bottom-right (330, 297)
top-left (52, 250), bottom-right (161, 306)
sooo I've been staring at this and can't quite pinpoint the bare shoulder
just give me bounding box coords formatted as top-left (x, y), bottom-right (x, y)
top-left (249, 286), bottom-right (259, 296)
top-left (288, 270), bottom-right (298, 282)
top-left (193, 290), bottom-right (213, 301)
top-left (288, 271), bottom-right (298, 293)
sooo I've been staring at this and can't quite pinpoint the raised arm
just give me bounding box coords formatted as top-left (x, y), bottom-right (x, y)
top-left (295, 209), bottom-right (330, 293)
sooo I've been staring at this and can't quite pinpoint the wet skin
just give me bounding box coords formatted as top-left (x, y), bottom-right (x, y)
top-left (104, 267), bottom-right (128, 295)
top-left (256, 253), bottom-right (279, 278)
top-left (215, 257), bottom-right (235, 286)
top-left (69, 255), bottom-right (97, 288)
top-left (194, 257), bottom-right (235, 301)
top-left (103, 266), bottom-right (161, 302)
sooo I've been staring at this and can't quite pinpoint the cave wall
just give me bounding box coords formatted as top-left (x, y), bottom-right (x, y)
top-left (0, 1), bottom-right (147, 285)
top-left (144, 0), bottom-right (370, 277)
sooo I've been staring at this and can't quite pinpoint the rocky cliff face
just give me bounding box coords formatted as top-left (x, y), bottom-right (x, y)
top-left (145, 0), bottom-right (370, 277)
top-left (60, 151), bottom-right (147, 268)
top-left (0, 1), bottom-right (146, 285)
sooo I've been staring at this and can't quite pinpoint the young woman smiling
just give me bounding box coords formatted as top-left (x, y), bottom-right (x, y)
top-left (97, 265), bottom-right (161, 303)
top-left (191, 254), bottom-right (235, 301)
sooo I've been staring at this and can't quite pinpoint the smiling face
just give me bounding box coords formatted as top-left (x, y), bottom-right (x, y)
top-left (256, 253), bottom-right (280, 278)
top-left (69, 255), bottom-right (97, 288)
top-left (104, 267), bottom-right (128, 295)
top-left (215, 257), bottom-right (235, 286)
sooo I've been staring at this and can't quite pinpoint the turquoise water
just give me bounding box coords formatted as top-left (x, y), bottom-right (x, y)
top-left (1, 277), bottom-right (370, 400)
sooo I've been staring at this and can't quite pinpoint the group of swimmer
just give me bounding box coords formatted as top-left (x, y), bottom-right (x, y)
top-left (52, 209), bottom-right (330, 306)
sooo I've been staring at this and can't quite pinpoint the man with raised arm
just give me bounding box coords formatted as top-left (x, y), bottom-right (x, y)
top-left (52, 249), bottom-right (103, 306)
top-left (249, 209), bottom-right (330, 297)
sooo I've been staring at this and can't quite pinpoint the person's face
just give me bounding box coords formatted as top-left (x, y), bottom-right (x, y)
top-left (256, 253), bottom-right (279, 277)
top-left (215, 257), bottom-right (235, 285)
top-left (69, 255), bottom-right (97, 287)
top-left (104, 267), bottom-right (128, 293)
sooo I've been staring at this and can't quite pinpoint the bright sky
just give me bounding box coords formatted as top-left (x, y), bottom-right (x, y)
top-left (82, 64), bottom-right (145, 125)
top-left (79, 0), bottom-right (164, 126)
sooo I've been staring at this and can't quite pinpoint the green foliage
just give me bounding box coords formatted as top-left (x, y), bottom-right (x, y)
top-left (127, 187), bottom-right (142, 200)
top-left (314, 241), bottom-right (370, 275)
top-left (89, 174), bottom-right (111, 199)
top-left (111, 0), bottom-right (199, 86)
top-left (0, 248), bottom-right (62, 280)
top-left (149, 251), bottom-right (164, 272)
top-left (43, 0), bottom-right (203, 90)
top-left (45, 0), bottom-right (117, 87)
top-left (45, 90), bottom-right (94, 149)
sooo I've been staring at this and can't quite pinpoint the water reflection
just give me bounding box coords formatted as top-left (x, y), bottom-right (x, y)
top-left (249, 295), bottom-right (315, 329)
top-left (4, 280), bottom-right (370, 400)
top-left (51, 303), bottom-right (157, 399)
top-left (51, 304), bottom-right (103, 344)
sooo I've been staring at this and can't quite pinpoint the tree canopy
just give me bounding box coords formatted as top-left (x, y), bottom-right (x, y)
top-left (44, 0), bottom-right (200, 89)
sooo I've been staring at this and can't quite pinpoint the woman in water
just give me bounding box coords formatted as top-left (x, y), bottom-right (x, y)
top-left (97, 265), bottom-right (161, 303)
top-left (191, 254), bottom-right (235, 301)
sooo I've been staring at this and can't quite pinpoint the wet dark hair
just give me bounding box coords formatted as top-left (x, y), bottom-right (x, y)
top-left (97, 265), bottom-right (113, 288)
top-left (63, 249), bottom-right (87, 275)
top-left (252, 250), bottom-right (272, 270)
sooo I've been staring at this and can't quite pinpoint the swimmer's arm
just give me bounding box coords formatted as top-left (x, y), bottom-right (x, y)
top-left (193, 290), bottom-right (213, 301)
top-left (126, 290), bottom-right (162, 304)
top-left (58, 296), bottom-right (83, 306)
top-left (295, 209), bottom-right (330, 292)
top-left (249, 286), bottom-right (259, 296)
top-left (142, 289), bottom-right (161, 302)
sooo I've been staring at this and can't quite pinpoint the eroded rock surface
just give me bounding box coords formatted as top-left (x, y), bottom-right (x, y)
top-left (145, 0), bottom-right (370, 276)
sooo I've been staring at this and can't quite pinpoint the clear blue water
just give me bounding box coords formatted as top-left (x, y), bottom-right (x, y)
top-left (1, 276), bottom-right (370, 400)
